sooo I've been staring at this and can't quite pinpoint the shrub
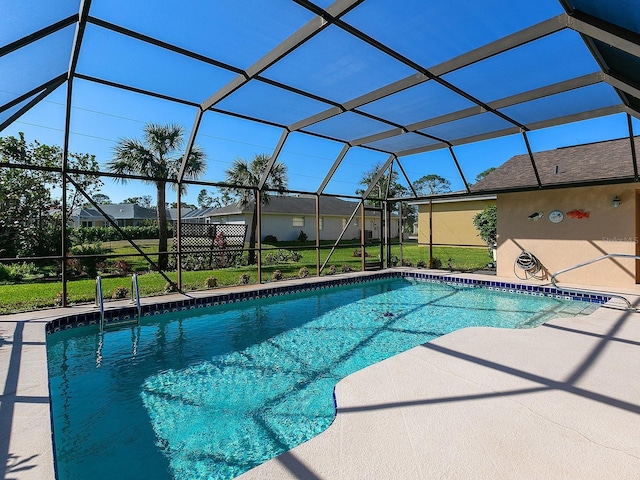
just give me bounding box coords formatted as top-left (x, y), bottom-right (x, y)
top-left (389, 255), bottom-right (399, 267)
top-left (473, 204), bottom-right (497, 251)
top-left (204, 276), bottom-right (218, 289)
top-left (111, 286), bottom-right (129, 299)
top-left (69, 225), bottom-right (172, 244)
top-left (238, 273), bottom-right (250, 285)
top-left (271, 269), bottom-right (283, 281)
top-left (70, 243), bottom-right (107, 277)
top-left (416, 259), bottom-right (426, 268)
top-left (112, 260), bottom-right (132, 276)
top-left (8, 262), bottom-right (39, 280)
top-left (431, 258), bottom-right (443, 269)
top-left (402, 260), bottom-right (413, 267)
top-left (164, 281), bottom-right (179, 293)
top-left (0, 264), bottom-right (12, 282)
top-left (65, 254), bottom-right (84, 277)
top-left (263, 249), bottom-right (302, 265)
top-left (0, 262), bottom-right (39, 282)
top-left (326, 265), bottom-right (337, 275)
top-left (263, 235), bottom-right (278, 244)
top-left (341, 265), bottom-right (352, 273)
top-left (297, 230), bottom-right (308, 242)
top-left (298, 266), bottom-right (309, 278)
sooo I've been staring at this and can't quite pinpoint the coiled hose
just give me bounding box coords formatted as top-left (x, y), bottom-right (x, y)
top-left (514, 250), bottom-right (544, 280)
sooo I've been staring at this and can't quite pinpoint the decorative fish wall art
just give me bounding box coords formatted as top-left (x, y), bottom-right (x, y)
top-left (528, 212), bottom-right (544, 221)
top-left (566, 209), bottom-right (590, 219)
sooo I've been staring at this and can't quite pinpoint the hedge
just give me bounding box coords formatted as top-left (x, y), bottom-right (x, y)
top-left (69, 225), bottom-right (172, 244)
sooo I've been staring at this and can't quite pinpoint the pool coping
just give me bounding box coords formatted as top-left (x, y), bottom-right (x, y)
top-left (0, 268), bottom-right (636, 479)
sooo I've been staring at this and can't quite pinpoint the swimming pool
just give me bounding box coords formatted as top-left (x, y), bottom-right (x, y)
top-left (47, 276), bottom-right (599, 480)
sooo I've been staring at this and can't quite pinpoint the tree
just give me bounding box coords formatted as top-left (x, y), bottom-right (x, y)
top-left (356, 162), bottom-right (407, 208)
top-left (413, 174), bottom-right (451, 195)
top-left (168, 201), bottom-right (197, 209)
top-left (122, 195), bottom-right (152, 208)
top-left (473, 204), bottom-right (497, 252)
top-left (222, 154), bottom-right (287, 264)
top-left (355, 162), bottom-right (412, 232)
top-left (0, 133), bottom-right (102, 257)
top-left (107, 123), bottom-right (206, 270)
top-left (475, 167), bottom-right (496, 183)
top-left (90, 193), bottom-right (112, 205)
top-left (197, 188), bottom-right (224, 209)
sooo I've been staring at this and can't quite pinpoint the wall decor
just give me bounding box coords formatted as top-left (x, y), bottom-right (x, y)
top-left (528, 212), bottom-right (544, 221)
top-left (548, 210), bottom-right (564, 223)
top-left (566, 209), bottom-right (590, 219)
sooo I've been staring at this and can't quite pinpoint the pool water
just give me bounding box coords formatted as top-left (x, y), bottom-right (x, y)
top-left (47, 278), bottom-right (598, 480)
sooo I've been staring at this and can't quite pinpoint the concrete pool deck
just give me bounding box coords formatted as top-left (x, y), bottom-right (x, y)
top-left (1, 270), bottom-right (639, 479)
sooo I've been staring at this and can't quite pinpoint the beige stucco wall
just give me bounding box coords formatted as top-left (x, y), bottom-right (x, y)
top-left (417, 199), bottom-right (495, 247)
top-left (497, 183), bottom-right (638, 289)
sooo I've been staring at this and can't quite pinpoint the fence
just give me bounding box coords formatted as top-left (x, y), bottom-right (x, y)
top-left (172, 222), bottom-right (248, 270)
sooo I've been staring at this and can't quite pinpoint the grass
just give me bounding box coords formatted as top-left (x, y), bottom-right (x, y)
top-left (0, 240), bottom-right (491, 314)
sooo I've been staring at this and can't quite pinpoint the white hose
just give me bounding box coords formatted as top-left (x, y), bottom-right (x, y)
top-left (514, 250), bottom-right (544, 280)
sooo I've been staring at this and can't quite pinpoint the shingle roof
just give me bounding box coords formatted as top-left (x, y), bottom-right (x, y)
top-left (471, 136), bottom-right (639, 192)
top-left (99, 204), bottom-right (157, 220)
top-left (204, 196), bottom-right (363, 217)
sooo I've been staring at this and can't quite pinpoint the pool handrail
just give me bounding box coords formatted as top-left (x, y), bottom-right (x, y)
top-left (95, 276), bottom-right (105, 332)
top-left (550, 253), bottom-right (640, 311)
top-left (131, 273), bottom-right (141, 324)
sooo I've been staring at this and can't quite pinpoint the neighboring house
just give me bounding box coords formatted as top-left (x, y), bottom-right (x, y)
top-left (411, 195), bottom-right (496, 248)
top-left (471, 136), bottom-right (639, 289)
top-left (185, 195), bottom-right (399, 242)
top-left (70, 204), bottom-right (193, 228)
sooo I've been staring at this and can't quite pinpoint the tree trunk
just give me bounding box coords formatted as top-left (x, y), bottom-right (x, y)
top-left (248, 206), bottom-right (258, 265)
top-left (157, 181), bottom-right (168, 270)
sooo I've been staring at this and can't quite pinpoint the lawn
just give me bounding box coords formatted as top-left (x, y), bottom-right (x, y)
top-left (0, 240), bottom-right (491, 314)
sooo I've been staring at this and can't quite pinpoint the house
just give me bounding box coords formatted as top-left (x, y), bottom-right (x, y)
top-left (411, 195), bottom-right (496, 248)
top-left (471, 136), bottom-right (640, 289)
top-left (70, 204), bottom-right (193, 228)
top-left (185, 195), bottom-right (399, 242)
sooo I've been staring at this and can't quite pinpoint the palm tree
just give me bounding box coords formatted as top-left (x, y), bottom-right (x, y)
top-left (107, 123), bottom-right (205, 270)
top-left (223, 154), bottom-right (287, 264)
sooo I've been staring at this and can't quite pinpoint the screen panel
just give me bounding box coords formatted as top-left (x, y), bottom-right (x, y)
top-left (0, 26), bottom-right (74, 106)
top-left (216, 81), bottom-right (331, 127)
top-left (76, 25), bottom-right (238, 103)
top-left (358, 80), bottom-right (476, 126)
top-left (303, 112), bottom-right (392, 143)
top-left (442, 30), bottom-right (601, 103)
top-left (89, 0), bottom-right (314, 70)
top-left (342, 0), bottom-right (564, 69)
top-left (261, 25), bottom-right (416, 104)
top-left (0, 0), bottom-right (79, 46)
top-left (419, 112), bottom-right (514, 143)
top-left (498, 83), bottom-right (622, 126)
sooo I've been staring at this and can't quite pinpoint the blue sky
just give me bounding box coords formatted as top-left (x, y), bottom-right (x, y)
top-left (2, 0), bottom-right (639, 206)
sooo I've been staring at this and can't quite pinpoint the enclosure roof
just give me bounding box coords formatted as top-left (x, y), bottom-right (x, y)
top-left (2, 0), bottom-right (640, 196)
top-left (473, 136), bottom-right (640, 192)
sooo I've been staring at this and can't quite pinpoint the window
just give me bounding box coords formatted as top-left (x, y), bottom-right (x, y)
top-left (342, 218), bottom-right (347, 229)
top-left (81, 221), bottom-right (93, 227)
top-left (293, 216), bottom-right (304, 227)
top-left (319, 217), bottom-right (323, 230)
